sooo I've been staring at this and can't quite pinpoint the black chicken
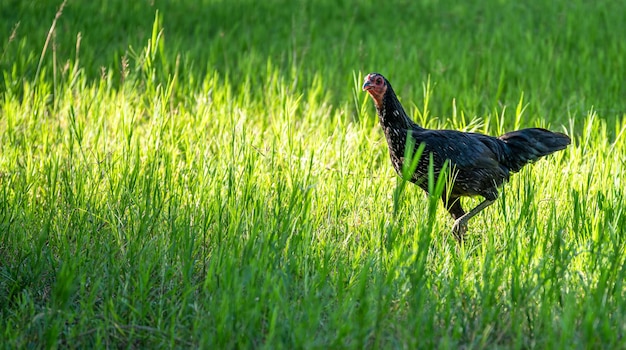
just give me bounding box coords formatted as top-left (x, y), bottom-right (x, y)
top-left (363, 73), bottom-right (571, 240)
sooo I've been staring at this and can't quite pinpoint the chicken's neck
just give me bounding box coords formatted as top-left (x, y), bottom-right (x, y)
top-left (377, 89), bottom-right (425, 172)
top-left (377, 88), bottom-right (423, 132)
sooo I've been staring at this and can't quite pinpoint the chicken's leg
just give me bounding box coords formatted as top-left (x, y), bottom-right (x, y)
top-left (451, 199), bottom-right (495, 241)
top-left (442, 195), bottom-right (468, 241)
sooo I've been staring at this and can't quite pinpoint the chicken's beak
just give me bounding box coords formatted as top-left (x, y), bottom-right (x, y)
top-left (362, 80), bottom-right (372, 91)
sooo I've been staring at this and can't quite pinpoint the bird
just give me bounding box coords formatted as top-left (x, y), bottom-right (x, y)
top-left (362, 72), bottom-right (571, 241)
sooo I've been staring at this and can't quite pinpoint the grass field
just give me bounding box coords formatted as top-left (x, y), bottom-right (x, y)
top-left (2, 0), bottom-right (626, 348)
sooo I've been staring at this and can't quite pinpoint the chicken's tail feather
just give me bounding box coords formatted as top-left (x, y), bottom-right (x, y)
top-left (499, 128), bottom-right (571, 172)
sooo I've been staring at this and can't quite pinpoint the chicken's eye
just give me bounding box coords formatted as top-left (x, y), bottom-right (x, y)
top-left (376, 77), bottom-right (382, 84)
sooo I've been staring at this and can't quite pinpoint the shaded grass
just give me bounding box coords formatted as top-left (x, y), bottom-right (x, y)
top-left (2, 0), bottom-right (626, 122)
top-left (1, 0), bottom-right (626, 348)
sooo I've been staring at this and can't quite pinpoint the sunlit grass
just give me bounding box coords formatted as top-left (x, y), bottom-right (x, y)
top-left (2, 0), bottom-right (626, 348)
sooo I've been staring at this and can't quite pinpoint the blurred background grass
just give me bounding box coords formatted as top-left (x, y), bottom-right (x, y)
top-left (2, 0), bottom-right (625, 125)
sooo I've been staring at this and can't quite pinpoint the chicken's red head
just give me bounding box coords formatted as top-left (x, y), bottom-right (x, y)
top-left (362, 73), bottom-right (387, 108)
